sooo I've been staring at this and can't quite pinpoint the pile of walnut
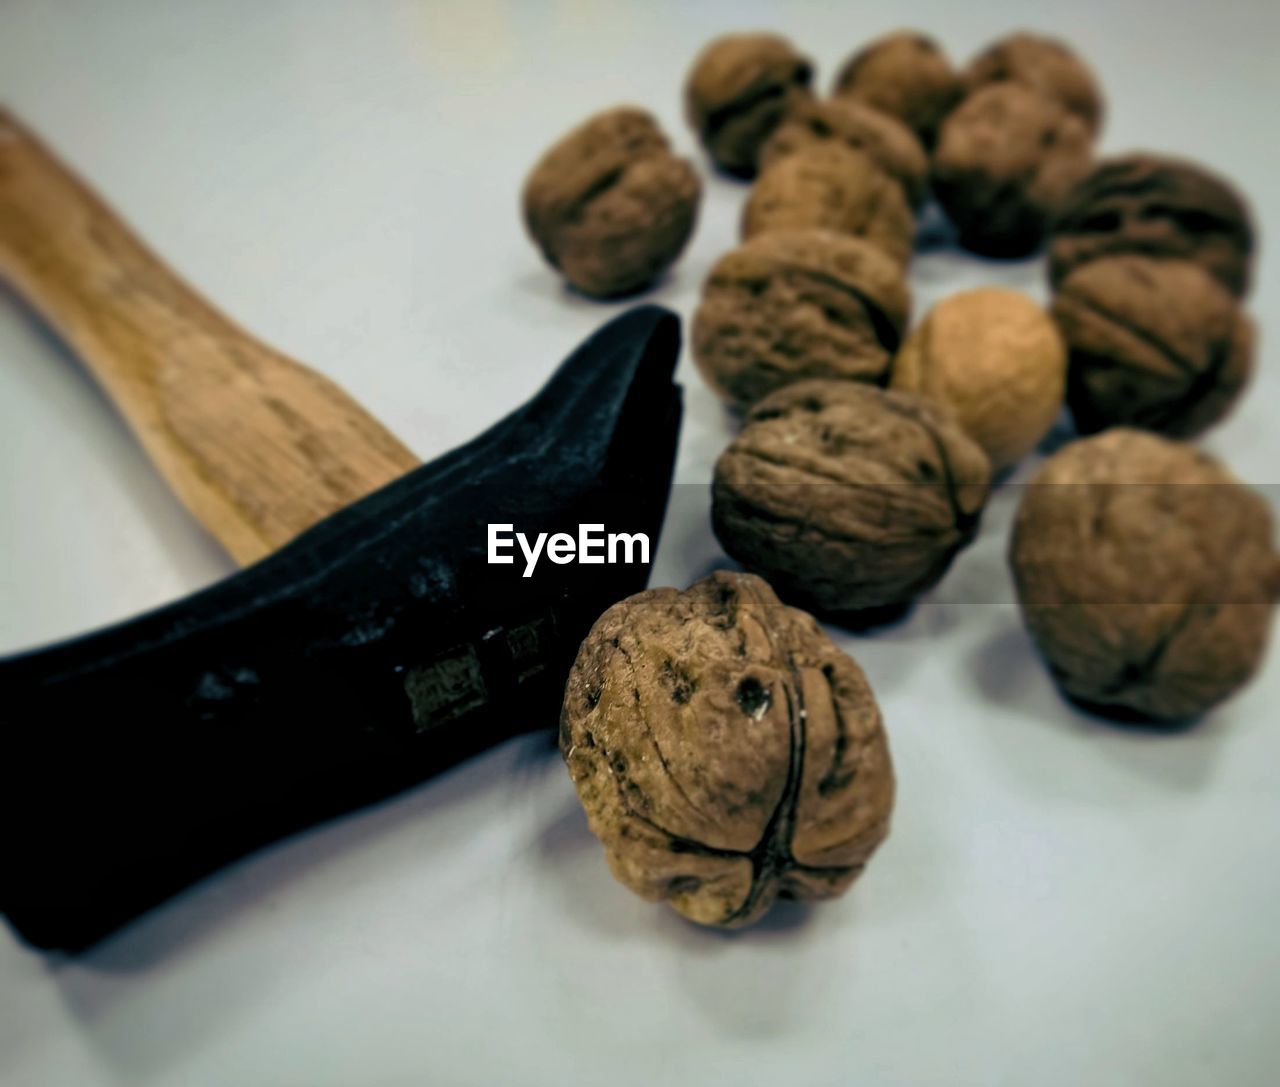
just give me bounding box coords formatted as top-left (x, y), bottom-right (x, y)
top-left (519, 28), bottom-right (1278, 930)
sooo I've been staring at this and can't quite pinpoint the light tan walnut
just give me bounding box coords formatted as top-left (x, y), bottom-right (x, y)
top-left (1010, 430), bottom-right (1280, 721)
top-left (713, 381), bottom-right (990, 616)
top-left (560, 571), bottom-right (895, 927)
top-left (692, 229), bottom-right (911, 409)
top-left (890, 287), bottom-right (1066, 470)
top-left (522, 106), bottom-right (701, 297)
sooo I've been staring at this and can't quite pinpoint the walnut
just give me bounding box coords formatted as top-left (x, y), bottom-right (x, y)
top-left (1010, 430), bottom-right (1280, 721)
top-left (890, 288), bottom-right (1067, 470)
top-left (962, 32), bottom-right (1104, 136)
top-left (1049, 153), bottom-right (1256, 298)
top-left (742, 144), bottom-right (915, 266)
top-left (932, 83), bottom-right (1093, 257)
top-left (560, 570), bottom-right (895, 928)
top-left (759, 96), bottom-right (929, 207)
top-left (1051, 256), bottom-right (1254, 438)
top-left (684, 33), bottom-right (814, 178)
top-left (832, 31), bottom-right (961, 148)
top-left (521, 106), bottom-right (701, 297)
top-left (712, 381), bottom-right (990, 616)
top-left (692, 229), bottom-right (911, 409)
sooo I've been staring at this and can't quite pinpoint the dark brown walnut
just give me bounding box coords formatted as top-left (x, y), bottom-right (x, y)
top-left (1049, 153), bottom-right (1256, 298)
top-left (522, 106), bottom-right (701, 297)
top-left (713, 381), bottom-right (991, 616)
top-left (759, 97), bottom-right (930, 207)
top-left (560, 570), bottom-right (895, 928)
top-left (1010, 430), bottom-right (1280, 721)
top-left (963, 32), bottom-right (1105, 136)
top-left (742, 144), bottom-right (915, 266)
top-left (932, 83), bottom-right (1093, 257)
top-left (684, 32), bottom-right (814, 178)
top-left (692, 229), bottom-right (911, 409)
top-left (833, 30), bottom-right (961, 147)
top-left (1051, 256), bottom-right (1254, 438)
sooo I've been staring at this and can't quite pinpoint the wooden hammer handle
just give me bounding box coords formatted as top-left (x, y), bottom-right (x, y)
top-left (0, 108), bottom-right (418, 565)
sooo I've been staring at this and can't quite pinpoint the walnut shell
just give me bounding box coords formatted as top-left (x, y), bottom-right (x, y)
top-left (560, 570), bottom-right (895, 927)
top-left (522, 106), bottom-right (701, 297)
top-left (1051, 256), bottom-right (1254, 438)
top-left (962, 32), bottom-right (1105, 136)
top-left (759, 96), bottom-right (930, 207)
top-left (692, 229), bottom-right (911, 409)
top-left (684, 33), bottom-right (814, 178)
top-left (932, 83), bottom-right (1093, 257)
top-left (832, 31), bottom-right (961, 148)
top-left (742, 144), bottom-right (915, 266)
top-left (713, 381), bottom-right (991, 615)
top-left (1048, 153), bottom-right (1256, 298)
top-left (890, 287), bottom-right (1067, 470)
top-left (1010, 430), bottom-right (1280, 721)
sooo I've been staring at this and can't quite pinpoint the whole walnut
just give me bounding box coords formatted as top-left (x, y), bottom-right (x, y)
top-left (759, 97), bottom-right (930, 207)
top-left (684, 33), bottom-right (814, 178)
top-left (1010, 430), bottom-right (1280, 721)
top-left (932, 83), bottom-right (1093, 257)
top-left (522, 106), bottom-right (701, 297)
top-left (1049, 153), bottom-right (1256, 298)
top-left (833, 31), bottom-right (961, 147)
top-left (1051, 256), bottom-right (1254, 438)
top-left (560, 570), bottom-right (895, 928)
top-left (713, 381), bottom-right (991, 616)
top-left (692, 229), bottom-right (911, 409)
top-left (962, 32), bottom-right (1105, 136)
top-left (890, 288), bottom-right (1067, 470)
top-left (742, 144), bottom-right (916, 266)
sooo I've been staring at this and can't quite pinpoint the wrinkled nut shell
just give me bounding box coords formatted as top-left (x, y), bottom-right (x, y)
top-left (759, 97), bottom-right (930, 207)
top-left (963, 32), bottom-right (1105, 136)
top-left (1049, 153), bottom-right (1256, 298)
top-left (890, 287), bottom-right (1067, 470)
top-left (833, 30), bottom-right (960, 147)
top-left (522, 106), bottom-right (701, 297)
top-left (932, 83), bottom-right (1093, 258)
top-left (693, 228), bottom-right (911, 409)
top-left (713, 381), bottom-right (991, 615)
top-left (743, 143), bottom-right (915, 266)
top-left (560, 570), bottom-right (895, 928)
top-left (1010, 430), bottom-right (1280, 721)
top-left (1051, 256), bottom-right (1254, 439)
top-left (685, 33), bottom-right (814, 177)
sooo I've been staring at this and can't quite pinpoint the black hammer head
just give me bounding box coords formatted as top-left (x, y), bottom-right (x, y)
top-left (0, 305), bottom-right (683, 950)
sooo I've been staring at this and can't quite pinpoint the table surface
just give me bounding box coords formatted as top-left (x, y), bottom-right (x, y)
top-left (2, 2), bottom-right (1278, 1084)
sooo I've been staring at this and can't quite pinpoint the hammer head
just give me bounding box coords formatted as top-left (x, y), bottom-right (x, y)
top-left (1, 305), bottom-right (683, 950)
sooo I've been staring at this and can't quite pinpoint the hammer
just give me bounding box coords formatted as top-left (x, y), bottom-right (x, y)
top-left (0, 110), bottom-right (683, 950)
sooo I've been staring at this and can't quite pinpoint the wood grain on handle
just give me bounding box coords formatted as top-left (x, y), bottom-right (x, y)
top-left (0, 108), bottom-right (419, 565)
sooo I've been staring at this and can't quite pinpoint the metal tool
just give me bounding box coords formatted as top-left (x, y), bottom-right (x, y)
top-left (0, 111), bottom-right (683, 950)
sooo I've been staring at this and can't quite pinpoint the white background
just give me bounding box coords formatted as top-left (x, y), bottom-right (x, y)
top-left (2, 2), bottom-right (1278, 1084)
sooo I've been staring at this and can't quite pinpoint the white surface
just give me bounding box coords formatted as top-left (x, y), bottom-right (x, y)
top-left (2, 2), bottom-right (1278, 1084)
